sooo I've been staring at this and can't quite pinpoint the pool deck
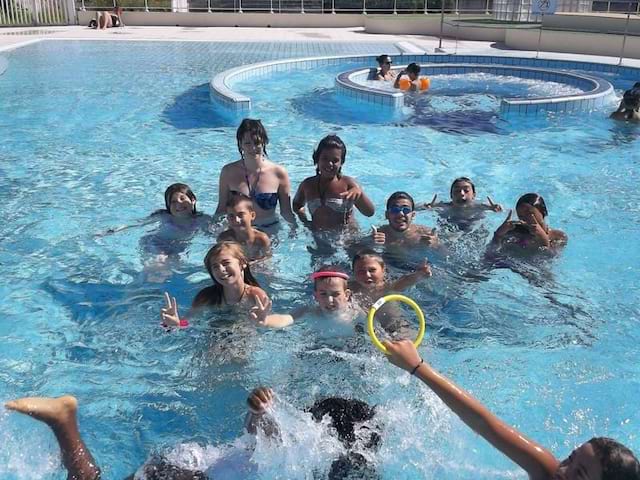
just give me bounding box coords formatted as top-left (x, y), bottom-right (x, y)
top-left (1, 25), bottom-right (639, 69)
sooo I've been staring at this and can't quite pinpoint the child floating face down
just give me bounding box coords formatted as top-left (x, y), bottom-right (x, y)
top-left (7, 340), bottom-right (639, 480)
top-left (217, 192), bottom-right (271, 264)
top-left (160, 241), bottom-right (271, 328)
top-left (4, 384), bottom-right (382, 480)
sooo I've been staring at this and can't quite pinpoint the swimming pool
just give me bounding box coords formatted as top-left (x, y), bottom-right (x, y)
top-left (0, 39), bottom-right (638, 479)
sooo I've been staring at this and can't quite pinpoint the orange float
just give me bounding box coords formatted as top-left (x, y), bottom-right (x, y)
top-left (419, 77), bottom-right (431, 91)
top-left (398, 78), bottom-right (412, 91)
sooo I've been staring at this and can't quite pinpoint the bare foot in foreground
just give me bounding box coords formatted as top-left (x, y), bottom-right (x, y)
top-left (5, 395), bottom-right (78, 426)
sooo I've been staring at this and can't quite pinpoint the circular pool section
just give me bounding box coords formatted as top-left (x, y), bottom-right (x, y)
top-left (336, 64), bottom-right (615, 115)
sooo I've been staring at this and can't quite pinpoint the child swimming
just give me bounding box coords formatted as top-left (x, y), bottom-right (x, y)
top-left (417, 177), bottom-right (502, 230)
top-left (293, 135), bottom-right (375, 232)
top-left (371, 191), bottom-right (438, 249)
top-left (4, 387), bottom-right (382, 480)
top-left (393, 62), bottom-right (422, 91)
top-left (490, 193), bottom-right (567, 254)
top-left (383, 339), bottom-right (640, 480)
top-left (161, 241), bottom-right (270, 328)
top-left (253, 266), bottom-right (361, 330)
top-left (351, 249), bottom-right (431, 333)
top-left (217, 192), bottom-right (271, 263)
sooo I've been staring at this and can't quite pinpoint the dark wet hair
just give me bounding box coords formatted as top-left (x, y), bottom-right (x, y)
top-left (623, 88), bottom-right (640, 110)
top-left (141, 456), bottom-right (207, 480)
top-left (236, 118), bottom-right (269, 157)
top-left (406, 63), bottom-right (421, 75)
top-left (386, 191), bottom-right (415, 211)
top-left (312, 135), bottom-right (347, 177)
top-left (226, 191), bottom-right (254, 211)
top-left (309, 397), bottom-right (381, 479)
top-left (313, 264), bottom-right (349, 290)
top-left (308, 397), bottom-right (379, 448)
top-left (193, 241), bottom-right (260, 307)
top-left (450, 177), bottom-right (476, 197)
top-left (352, 249), bottom-right (385, 271)
top-left (164, 183), bottom-right (197, 215)
top-left (516, 193), bottom-right (548, 218)
top-left (376, 54), bottom-right (392, 66)
top-left (588, 437), bottom-right (640, 480)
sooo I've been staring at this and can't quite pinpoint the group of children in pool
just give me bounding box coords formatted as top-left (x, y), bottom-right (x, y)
top-left (6, 117), bottom-right (639, 479)
top-left (158, 118), bottom-right (567, 330)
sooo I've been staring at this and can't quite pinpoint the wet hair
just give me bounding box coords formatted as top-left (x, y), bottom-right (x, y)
top-left (226, 191), bottom-right (254, 211)
top-left (312, 135), bottom-right (347, 177)
top-left (622, 88), bottom-right (640, 110)
top-left (406, 63), bottom-right (421, 75)
top-left (588, 437), bottom-right (640, 480)
top-left (450, 177), bottom-right (476, 197)
top-left (308, 397), bottom-right (381, 480)
top-left (386, 191), bottom-right (415, 211)
top-left (352, 249), bottom-right (385, 271)
top-left (376, 54), bottom-right (392, 66)
top-left (308, 397), bottom-right (379, 448)
top-left (193, 241), bottom-right (260, 307)
top-left (313, 264), bottom-right (350, 291)
top-left (141, 456), bottom-right (207, 480)
top-left (236, 118), bottom-right (269, 157)
top-left (516, 193), bottom-right (548, 218)
top-left (164, 183), bottom-right (197, 215)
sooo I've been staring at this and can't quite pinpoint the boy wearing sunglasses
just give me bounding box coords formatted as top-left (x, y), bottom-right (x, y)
top-left (372, 191), bottom-right (439, 249)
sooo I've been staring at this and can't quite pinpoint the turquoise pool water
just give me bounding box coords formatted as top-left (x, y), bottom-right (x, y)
top-left (0, 40), bottom-right (639, 479)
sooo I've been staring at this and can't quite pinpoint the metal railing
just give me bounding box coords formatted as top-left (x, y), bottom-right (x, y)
top-left (74, 0), bottom-right (493, 14)
top-left (1, 0), bottom-right (72, 25)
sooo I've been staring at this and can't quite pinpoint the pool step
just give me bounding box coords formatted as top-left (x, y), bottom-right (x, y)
top-left (395, 41), bottom-right (427, 55)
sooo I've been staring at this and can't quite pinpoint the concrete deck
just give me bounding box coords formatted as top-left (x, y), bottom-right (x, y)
top-left (1, 24), bottom-right (639, 68)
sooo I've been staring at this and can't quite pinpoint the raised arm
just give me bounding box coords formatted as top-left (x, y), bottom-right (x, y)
top-left (383, 340), bottom-right (559, 480)
top-left (388, 259), bottom-right (432, 291)
top-left (244, 387), bottom-right (280, 438)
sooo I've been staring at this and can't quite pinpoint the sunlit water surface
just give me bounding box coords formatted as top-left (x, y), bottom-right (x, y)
top-left (0, 40), bottom-right (639, 479)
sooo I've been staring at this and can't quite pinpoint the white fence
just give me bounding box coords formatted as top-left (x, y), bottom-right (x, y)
top-left (0, 0), bottom-right (75, 25)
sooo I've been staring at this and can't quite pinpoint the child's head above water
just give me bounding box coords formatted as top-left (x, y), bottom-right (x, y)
top-left (236, 118), bottom-right (269, 158)
top-left (226, 192), bottom-right (256, 231)
top-left (204, 241), bottom-right (260, 289)
top-left (164, 183), bottom-right (197, 217)
top-left (406, 62), bottom-right (421, 80)
top-left (311, 265), bottom-right (351, 313)
top-left (515, 192), bottom-right (548, 224)
top-left (313, 135), bottom-right (347, 178)
top-left (352, 249), bottom-right (385, 288)
top-left (450, 177), bottom-right (476, 206)
top-left (385, 191), bottom-right (416, 232)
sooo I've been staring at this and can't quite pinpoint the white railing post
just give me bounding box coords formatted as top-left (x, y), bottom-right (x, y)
top-left (424, 0), bottom-right (428, 14)
top-left (485, 0), bottom-right (490, 14)
top-left (301, 0), bottom-right (304, 13)
top-left (363, 0), bottom-right (366, 14)
top-left (455, 0), bottom-right (458, 13)
top-left (238, 0), bottom-right (242, 13)
top-left (144, 0), bottom-right (149, 11)
top-left (393, 0), bottom-right (397, 14)
top-left (207, 0), bottom-right (211, 12)
top-left (270, 0), bottom-right (273, 13)
top-left (331, 0), bottom-right (335, 13)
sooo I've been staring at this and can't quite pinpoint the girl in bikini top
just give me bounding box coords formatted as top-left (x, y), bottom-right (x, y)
top-left (215, 119), bottom-right (296, 227)
top-left (293, 135), bottom-right (375, 231)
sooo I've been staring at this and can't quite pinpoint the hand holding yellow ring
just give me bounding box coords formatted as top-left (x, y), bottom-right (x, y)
top-left (367, 294), bottom-right (426, 354)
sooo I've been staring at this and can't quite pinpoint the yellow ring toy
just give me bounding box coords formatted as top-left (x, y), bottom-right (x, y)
top-left (367, 294), bottom-right (426, 354)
